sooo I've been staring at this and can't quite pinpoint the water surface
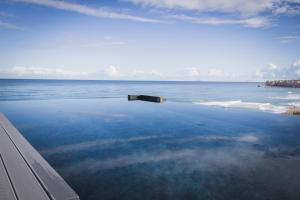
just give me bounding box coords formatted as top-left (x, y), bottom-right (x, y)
top-left (0, 79), bottom-right (300, 200)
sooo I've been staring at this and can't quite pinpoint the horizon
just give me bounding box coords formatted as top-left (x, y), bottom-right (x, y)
top-left (0, 77), bottom-right (265, 83)
top-left (0, 0), bottom-right (300, 81)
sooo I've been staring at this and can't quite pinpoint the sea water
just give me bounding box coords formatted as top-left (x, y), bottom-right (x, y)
top-left (0, 79), bottom-right (300, 200)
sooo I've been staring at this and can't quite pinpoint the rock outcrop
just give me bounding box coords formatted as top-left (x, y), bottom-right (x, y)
top-left (265, 80), bottom-right (300, 88)
top-left (286, 106), bottom-right (300, 115)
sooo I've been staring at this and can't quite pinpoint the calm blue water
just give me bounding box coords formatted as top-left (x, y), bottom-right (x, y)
top-left (1, 79), bottom-right (300, 200)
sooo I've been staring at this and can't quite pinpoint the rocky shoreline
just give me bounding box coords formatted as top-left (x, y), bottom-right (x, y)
top-left (286, 106), bottom-right (300, 115)
top-left (263, 80), bottom-right (300, 115)
top-left (265, 80), bottom-right (300, 88)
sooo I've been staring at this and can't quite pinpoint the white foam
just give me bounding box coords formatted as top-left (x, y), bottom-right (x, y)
top-left (288, 91), bottom-right (293, 94)
top-left (271, 94), bottom-right (300, 100)
top-left (288, 102), bottom-right (300, 107)
top-left (195, 100), bottom-right (288, 114)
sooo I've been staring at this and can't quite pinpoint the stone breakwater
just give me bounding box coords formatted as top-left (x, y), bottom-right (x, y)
top-left (265, 80), bottom-right (300, 88)
top-left (264, 80), bottom-right (300, 115)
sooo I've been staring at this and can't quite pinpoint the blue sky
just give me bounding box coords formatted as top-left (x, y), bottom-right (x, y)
top-left (0, 0), bottom-right (300, 81)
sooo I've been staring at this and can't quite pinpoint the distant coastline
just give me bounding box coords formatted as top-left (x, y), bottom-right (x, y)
top-left (265, 80), bottom-right (300, 88)
top-left (264, 80), bottom-right (300, 115)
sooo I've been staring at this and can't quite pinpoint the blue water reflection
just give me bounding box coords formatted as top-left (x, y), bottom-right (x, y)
top-left (0, 98), bottom-right (300, 200)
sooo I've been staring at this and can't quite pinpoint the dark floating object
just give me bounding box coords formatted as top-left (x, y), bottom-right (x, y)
top-left (128, 95), bottom-right (166, 103)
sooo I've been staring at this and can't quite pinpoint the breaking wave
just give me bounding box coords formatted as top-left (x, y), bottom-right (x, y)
top-left (288, 102), bottom-right (300, 107)
top-left (270, 94), bottom-right (300, 100)
top-left (195, 100), bottom-right (289, 114)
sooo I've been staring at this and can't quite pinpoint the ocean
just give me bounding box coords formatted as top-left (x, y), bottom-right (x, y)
top-left (0, 79), bottom-right (300, 200)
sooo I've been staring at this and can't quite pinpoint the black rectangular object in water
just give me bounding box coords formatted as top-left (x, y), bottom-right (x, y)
top-left (128, 95), bottom-right (166, 103)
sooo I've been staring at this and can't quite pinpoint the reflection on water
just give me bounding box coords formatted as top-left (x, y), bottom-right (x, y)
top-left (0, 98), bottom-right (300, 200)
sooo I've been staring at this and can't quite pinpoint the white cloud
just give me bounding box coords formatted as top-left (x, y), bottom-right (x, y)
top-left (0, 11), bottom-right (25, 31)
top-left (103, 37), bottom-right (128, 46)
top-left (0, 20), bottom-right (25, 31)
top-left (80, 39), bottom-right (128, 48)
top-left (1, 66), bottom-right (88, 78)
top-left (255, 63), bottom-right (280, 79)
top-left (166, 14), bottom-right (272, 28)
top-left (124, 0), bottom-right (300, 28)
top-left (125, 0), bottom-right (300, 16)
top-left (131, 69), bottom-right (165, 80)
top-left (273, 4), bottom-right (300, 15)
top-left (95, 67), bottom-right (166, 80)
top-left (0, 11), bottom-right (14, 18)
top-left (2, 60), bottom-right (299, 81)
top-left (293, 59), bottom-right (300, 66)
top-left (124, 0), bottom-right (275, 16)
top-left (104, 36), bottom-right (113, 40)
top-left (110, 41), bottom-right (128, 46)
top-left (268, 63), bottom-right (278, 70)
top-left (185, 67), bottom-right (200, 77)
top-left (175, 67), bottom-right (242, 81)
top-left (14, 0), bottom-right (164, 23)
top-left (104, 65), bottom-right (121, 77)
top-left (286, 59), bottom-right (300, 78)
top-left (204, 68), bottom-right (244, 81)
top-left (255, 59), bottom-right (300, 79)
top-left (133, 69), bottom-right (163, 76)
top-left (170, 67), bottom-right (201, 80)
top-left (278, 35), bottom-right (300, 43)
top-left (10, 0), bottom-right (300, 29)
top-left (80, 41), bottom-right (128, 48)
top-left (94, 67), bottom-right (165, 80)
top-left (208, 68), bottom-right (224, 77)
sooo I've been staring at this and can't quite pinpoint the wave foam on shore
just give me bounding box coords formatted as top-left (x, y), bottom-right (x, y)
top-left (270, 94), bottom-right (300, 100)
top-left (195, 100), bottom-right (289, 114)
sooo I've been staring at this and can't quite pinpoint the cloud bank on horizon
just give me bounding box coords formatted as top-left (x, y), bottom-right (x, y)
top-left (256, 59), bottom-right (300, 79)
top-left (0, 0), bottom-right (299, 81)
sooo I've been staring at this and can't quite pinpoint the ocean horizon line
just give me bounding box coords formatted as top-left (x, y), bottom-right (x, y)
top-left (0, 78), bottom-right (262, 83)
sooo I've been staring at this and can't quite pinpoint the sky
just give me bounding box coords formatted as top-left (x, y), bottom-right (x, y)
top-left (0, 0), bottom-right (300, 81)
